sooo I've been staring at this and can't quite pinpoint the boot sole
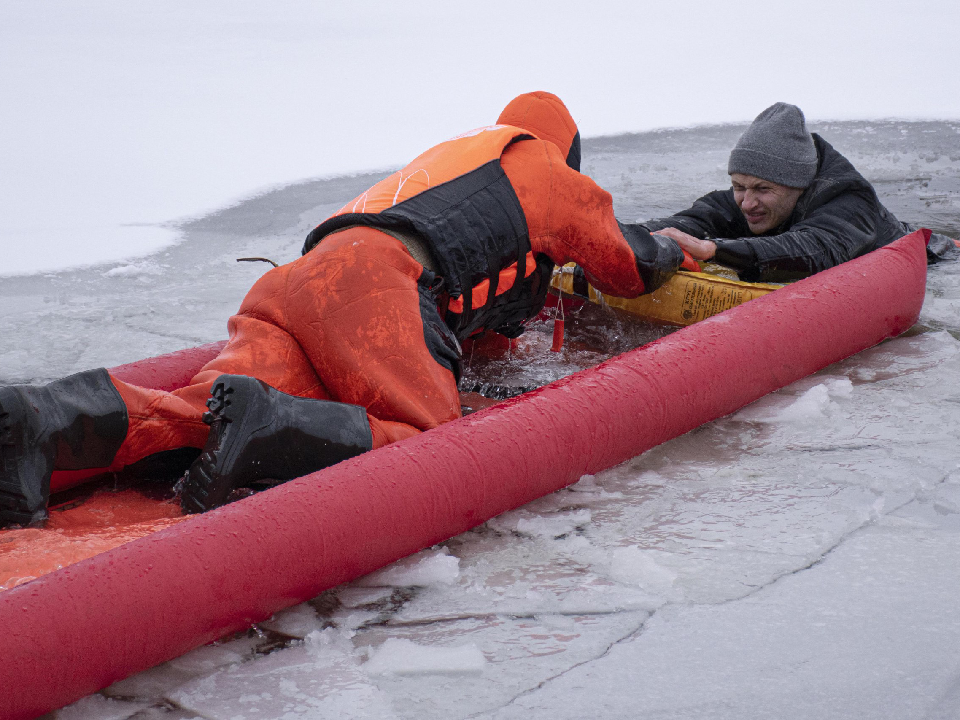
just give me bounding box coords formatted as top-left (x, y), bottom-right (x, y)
top-left (180, 376), bottom-right (271, 513)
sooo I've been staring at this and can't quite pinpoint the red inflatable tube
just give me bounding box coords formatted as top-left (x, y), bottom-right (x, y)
top-left (0, 230), bottom-right (928, 719)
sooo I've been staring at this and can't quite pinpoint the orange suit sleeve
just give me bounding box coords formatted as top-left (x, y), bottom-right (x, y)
top-left (502, 140), bottom-right (684, 297)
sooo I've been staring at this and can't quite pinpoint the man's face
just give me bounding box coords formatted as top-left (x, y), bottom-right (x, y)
top-left (730, 173), bottom-right (804, 235)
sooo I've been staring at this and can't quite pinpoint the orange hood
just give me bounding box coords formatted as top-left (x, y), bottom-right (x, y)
top-left (497, 91), bottom-right (581, 172)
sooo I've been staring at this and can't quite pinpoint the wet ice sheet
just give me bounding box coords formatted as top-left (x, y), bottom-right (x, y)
top-left (481, 517), bottom-right (960, 720)
top-left (5, 122), bottom-right (958, 719)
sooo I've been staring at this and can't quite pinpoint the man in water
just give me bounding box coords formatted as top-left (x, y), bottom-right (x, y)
top-left (643, 102), bottom-right (959, 283)
top-left (0, 91), bottom-right (693, 527)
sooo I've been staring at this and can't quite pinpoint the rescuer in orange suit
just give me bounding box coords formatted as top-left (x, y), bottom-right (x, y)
top-left (0, 91), bottom-right (692, 527)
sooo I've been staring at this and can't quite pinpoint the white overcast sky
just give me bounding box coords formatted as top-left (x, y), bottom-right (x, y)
top-left (1, 0), bottom-right (958, 274)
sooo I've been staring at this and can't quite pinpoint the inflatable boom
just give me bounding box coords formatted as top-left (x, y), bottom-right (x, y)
top-left (0, 230), bottom-right (928, 718)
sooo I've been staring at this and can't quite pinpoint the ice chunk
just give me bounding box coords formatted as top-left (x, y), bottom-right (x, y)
top-left (330, 608), bottom-right (382, 632)
top-left (102, 261), bottom-right (163, 278)
top-left (777, 384), bottom-right (834, 421)
top-left (823, 376), bottom-right (854, 398)
top-left (571, 473), bottom-right (599, 491)
top-left (304, 626), bottom-right (359, 652)
top-left (362, 638), bottom-right (487, 676)
top-left (259, 602), bottom-right (325, 638)
top-left (608, 546), bottom-right (677, 594)
top-left (355, 547), bottom-right (460, 587)
top-left (735, 383), bottom-right (841, 423)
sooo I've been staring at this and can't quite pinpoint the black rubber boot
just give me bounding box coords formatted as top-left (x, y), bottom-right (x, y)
top-left (0, 368), bottom-right (128, 528)
top-left (180, 375), bottom-right (373, 514)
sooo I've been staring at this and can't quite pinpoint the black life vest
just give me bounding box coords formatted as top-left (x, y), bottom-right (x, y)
top-left (302, 125), bottom-right (555, 340)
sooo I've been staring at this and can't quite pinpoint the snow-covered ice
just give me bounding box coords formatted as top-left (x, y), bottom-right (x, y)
top-left (3, 2), bottom-right (960, 278)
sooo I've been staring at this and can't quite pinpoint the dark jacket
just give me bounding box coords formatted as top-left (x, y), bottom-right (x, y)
top-left (643, 134), bottom-right (957, 282)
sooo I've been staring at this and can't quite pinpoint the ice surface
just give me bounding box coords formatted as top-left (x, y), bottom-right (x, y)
top-left (481, 521), bottom-right (960, 720)
top-left (362, 638), bottom-right (487, 676)
top-left (5, 121), bottom-right (958, 719)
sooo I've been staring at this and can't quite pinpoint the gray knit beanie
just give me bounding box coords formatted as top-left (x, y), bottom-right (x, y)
top-left (727, 102), bottom-right (818, 188)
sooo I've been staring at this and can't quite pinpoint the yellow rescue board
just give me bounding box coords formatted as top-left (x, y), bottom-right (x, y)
top-left (551, 265), bottom-right (782, 327)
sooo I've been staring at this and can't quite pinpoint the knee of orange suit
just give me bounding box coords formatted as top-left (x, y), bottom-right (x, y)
top-left (198, 317), bottom-right (330, 402)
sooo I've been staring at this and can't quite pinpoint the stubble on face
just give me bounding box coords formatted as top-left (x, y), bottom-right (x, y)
top-left (730, 173), bottom-right (804, 235)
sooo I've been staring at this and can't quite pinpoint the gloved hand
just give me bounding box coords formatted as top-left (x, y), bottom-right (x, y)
top-left (570, 264), bottom-right (591, 297)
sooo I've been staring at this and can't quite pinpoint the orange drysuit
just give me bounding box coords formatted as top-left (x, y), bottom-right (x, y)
top-left (106, 92), bottom-right (684, 471)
